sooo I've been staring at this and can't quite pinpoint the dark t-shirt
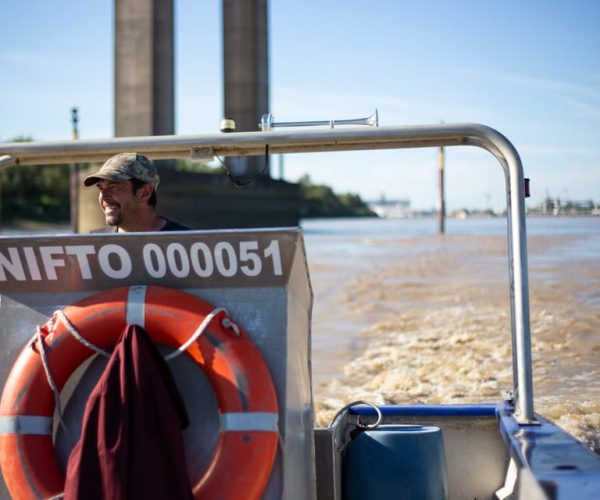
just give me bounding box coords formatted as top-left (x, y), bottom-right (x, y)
top-left (160, 219), bottom-right (191, 231)
top-left (91, 218), bottom-right (191, 233)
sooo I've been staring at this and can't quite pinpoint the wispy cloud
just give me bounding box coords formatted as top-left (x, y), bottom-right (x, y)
top-left (453, 67), bottom-right (600, 102)
top-left (273, 86), bottom-right (486, 122)
top-left (0, 50), bottom-right (52, 70)
top-left (521, 144), bottom-right (599, 158)
top-left (561, 97), bottom-right (600, 120)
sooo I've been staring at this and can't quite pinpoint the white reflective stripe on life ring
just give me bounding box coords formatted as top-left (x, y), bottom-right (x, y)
top-left (126, 285), bottom-right (147, 327)
top-left (220, 412), bottom-right (279, 432)
top-left (0, 416), bottom-right (52, 435)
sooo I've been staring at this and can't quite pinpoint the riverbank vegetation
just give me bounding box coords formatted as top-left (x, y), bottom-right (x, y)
top-left (0, 154), bottom-right (374, 225)
top-left (297, 175), bottom-right (375, 218)
top-left (0, 137), bottom-right (71, 224)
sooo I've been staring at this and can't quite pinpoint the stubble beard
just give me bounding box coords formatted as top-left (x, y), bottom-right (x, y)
top-left (105, 213), bottom-right (122, 227)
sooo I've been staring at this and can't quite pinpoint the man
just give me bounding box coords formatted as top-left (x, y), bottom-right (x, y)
top-left (83, 152), bottom-right (190, 232)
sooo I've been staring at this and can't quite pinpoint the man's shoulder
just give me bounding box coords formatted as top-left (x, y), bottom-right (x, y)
top-left (161, 219), bottom-right (191, 231)
top-left (90, 226), bottom-right (117, 234)
top-left (88, 219), bottom-right (190, 233)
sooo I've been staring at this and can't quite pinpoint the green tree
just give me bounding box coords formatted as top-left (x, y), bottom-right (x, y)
top-left (298, 175), bottom-right (375, 218)
top-left (0, 137), bottom-right (70, 224)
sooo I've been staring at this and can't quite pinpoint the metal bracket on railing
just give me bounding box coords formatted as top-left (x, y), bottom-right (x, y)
top-left (259, 109), bottom-right (379, 132)
top-left (190, 147), bottom-right (215, 164)
top-left (0, 155), bottom-right (16, 171)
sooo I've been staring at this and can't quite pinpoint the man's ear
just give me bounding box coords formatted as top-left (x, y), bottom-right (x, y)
top-left (138, 183), bottom-right (154, 202)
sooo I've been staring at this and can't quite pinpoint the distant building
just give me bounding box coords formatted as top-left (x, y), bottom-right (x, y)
top-left (368, 196), bottom-right (411, 218)
top-left (531, 197), bottom-right (598, 216)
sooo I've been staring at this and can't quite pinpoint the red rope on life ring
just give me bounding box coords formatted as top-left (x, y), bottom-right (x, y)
top-left (0, 286), bottom-right (279, 499)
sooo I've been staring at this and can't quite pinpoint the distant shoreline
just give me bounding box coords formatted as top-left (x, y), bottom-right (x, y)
top-left (1, 212), bottom-right (598, 236)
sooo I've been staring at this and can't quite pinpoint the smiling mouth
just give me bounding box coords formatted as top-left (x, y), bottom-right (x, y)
top-left (103, 203), bottom-right (120, 214)
top-left (102, 202), bottom-right (122, 226)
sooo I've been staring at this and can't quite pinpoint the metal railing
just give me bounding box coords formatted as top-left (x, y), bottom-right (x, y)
top-left (0, 123), bottom-right (534, 422)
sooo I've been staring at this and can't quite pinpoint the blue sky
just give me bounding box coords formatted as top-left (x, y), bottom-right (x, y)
top-left (1, 1), bottom-right (599, 210)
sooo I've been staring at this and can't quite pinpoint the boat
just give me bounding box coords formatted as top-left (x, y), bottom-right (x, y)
top-left (1, 122), bottom-right (599, 499)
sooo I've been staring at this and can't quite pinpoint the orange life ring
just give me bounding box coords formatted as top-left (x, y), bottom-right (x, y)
top-left (0, 285), bottom-right (279, 499)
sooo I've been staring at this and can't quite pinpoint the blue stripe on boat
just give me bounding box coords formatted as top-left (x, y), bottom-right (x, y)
top-left (349, 404), bottom-right (498, 417)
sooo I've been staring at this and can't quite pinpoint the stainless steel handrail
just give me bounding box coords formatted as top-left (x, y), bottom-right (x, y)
top-left (0, 123), bottom-right (535, 422)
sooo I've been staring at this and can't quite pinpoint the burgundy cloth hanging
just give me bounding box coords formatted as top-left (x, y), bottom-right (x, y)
top-left (64, 324), bottom-right (193, 500)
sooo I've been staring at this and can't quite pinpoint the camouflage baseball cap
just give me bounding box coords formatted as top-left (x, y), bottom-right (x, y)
top-left (83, 152), bottom-right (160, 188)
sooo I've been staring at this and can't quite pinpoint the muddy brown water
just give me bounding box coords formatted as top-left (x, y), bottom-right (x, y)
top-left (306, 217), bottom-right (600, 454)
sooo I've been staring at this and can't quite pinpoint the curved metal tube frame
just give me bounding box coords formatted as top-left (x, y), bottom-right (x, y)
top-left (0, 123), bottom-right (534, 422)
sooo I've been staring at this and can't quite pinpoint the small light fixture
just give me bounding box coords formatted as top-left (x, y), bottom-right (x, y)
top-left (220, 118), bottom-right (236, 133)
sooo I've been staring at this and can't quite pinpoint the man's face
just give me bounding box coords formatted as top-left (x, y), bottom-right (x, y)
top-left (96, 179), bottom-right (144, 227)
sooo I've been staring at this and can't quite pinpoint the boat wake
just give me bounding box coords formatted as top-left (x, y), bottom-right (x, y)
top-left (310, 232), bottom-right (600, 454)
